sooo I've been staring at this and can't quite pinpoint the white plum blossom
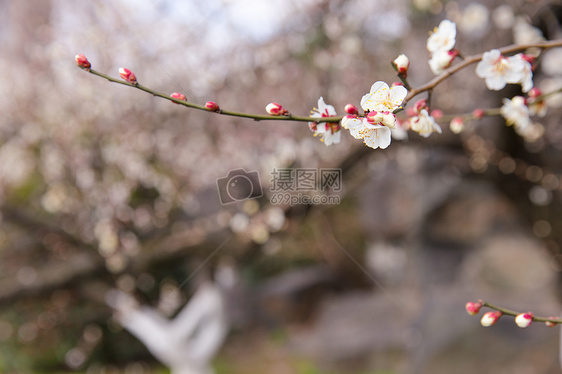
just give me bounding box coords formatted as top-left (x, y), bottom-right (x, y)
top-left (347, 117), bottom-right (392, 149)
top-left (309, 97), bottom-right (340, 146)
top-left (429, 49), bottom-right (457, 75)
top-left (409, 109), bottom-right (442, 138)
top-left (500, 96), bottom-right (531, 131)
top-left (427, 20), bottom-right (456, 53)
top-left (361, 81), bottom-right (408, 113)
top-left (476, 49), bottom-right (527, 91)
top-left (391, 118), bottom-right (409, 140)
top-left (514, 54), bottom-right (534, 93)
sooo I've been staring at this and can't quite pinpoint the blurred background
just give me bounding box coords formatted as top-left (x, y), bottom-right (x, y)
top-left (1, 0), bottom-right (562, 373)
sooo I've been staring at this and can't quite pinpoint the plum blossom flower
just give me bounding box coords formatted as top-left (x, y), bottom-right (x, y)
top-left (391, 118), bottom-right (409, 140)
top-left (516, 54), bottom-right (534, 93)
top-left (500, 96), bottom-right (530, 130)
top-left (427, 20), bottom-right (457, 53)
top-left (347, 117), bottom-right (392, 150)
top-left (429, 49), bottom-right (458, 74)
top-left (475, 49), bottom-right (527, 91)
top-left (361, 81), bottom-right (408, 114)
top-left (409, 109), bottom-right (442, 138)
top-left (309, 97), bottom-right (340, 146)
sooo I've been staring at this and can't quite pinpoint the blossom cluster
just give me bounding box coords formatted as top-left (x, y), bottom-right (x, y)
top-left (427, 20), bottom-right (459, 75)
top-left (302, 81), bottom-right (440, 150)
top-left (76, 15), bottom-right (557, 152)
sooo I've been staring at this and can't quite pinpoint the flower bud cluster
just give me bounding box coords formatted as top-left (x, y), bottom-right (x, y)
top-left (466, 300), bottom-right (560, 329)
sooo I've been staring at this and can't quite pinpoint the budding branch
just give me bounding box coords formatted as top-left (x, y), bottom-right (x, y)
top-left (481, 301), bottom-right (562, 324)
top-left (84, 68), bottom-right (344, 123)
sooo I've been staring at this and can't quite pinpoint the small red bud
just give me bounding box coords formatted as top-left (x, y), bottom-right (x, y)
top-left (465, 301), bottom-right (483, 316)
top-left (515, 312), bottom-right (534, 328)
top-left (170, 92), bottom-right (186, 103)
top-left (450, 117), bottom-right (465, 134)
top-left (344, 104), bottom-right (358, 115)
top-left (481, 311), bottom-right (502, 327)
top-left (528, 87), bottom-right (542, 98)
top-left (75, 54), bottom-right (91, 69)
top-left (366, 111), bottom-right (383, 124)
top-left (414, 99), bottom-right (427, 113)
top-left (392, 54), bottom-right (410, 77)
top-left (472, 108), bottom-right (485, 119)
top-left (265, 102), bottom-right (288, 115)
top-left (205, 101), bottom-right (220, 112)
top-left (119, 68), bottom-right (137, 84)
top-left (545, 318), bottom-right (558, 327)
top-left (430, 109), bottom-right (443, 119)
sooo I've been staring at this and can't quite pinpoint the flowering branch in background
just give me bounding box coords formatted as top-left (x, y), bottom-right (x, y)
top-left (465, 300), bottom-right (562, 328)
top-left (76, 20), bottom-right (562, 154)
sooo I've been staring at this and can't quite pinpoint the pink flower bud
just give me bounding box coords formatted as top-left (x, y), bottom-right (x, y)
top-left (205, 101), bottom-right (220, 112)
top-left (450, 117), bottom-right (465, 134)
top-left (391, 82), bottom-right (405, 87)
top-left (393, 54), bottom-right (410, 77)
top-left (265, 102), bottom-right (288, 115)
top-left (545, 318), bottom-right (558, 327)
top-left (344, 104), bottom-right (358, 115)
top-left (75, 54), bottom-right (91, 69)
top-left (528, 87), bottom-right (542, 98)
top-left (481, 311), bottom-right (502, 327)
top-left (406, 107), bottom-right (416, 117)
top-left (465, 301), bottom-right (483, 316)
top-left (119, 68), bottom-right (137, 83)
top-left (366, 111), bottom-right (383, 124)
top-left (430, 109), bottom-right (443, 119)
top-left (170, 92), bottom-right (186, 102)
top-left (472, 108), bottom-right (485, 119)
top-left (414, 99), bottom-right (427, 113)
top-left (515, 312), bottom-right (533, 328)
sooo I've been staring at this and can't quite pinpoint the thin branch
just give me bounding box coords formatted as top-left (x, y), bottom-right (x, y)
top-left (404, 39), bottom-right (562, 105)
top-left (83, 68), bottom-right (344, 123)
top-left (482, 301), bottom-right (562, 324)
